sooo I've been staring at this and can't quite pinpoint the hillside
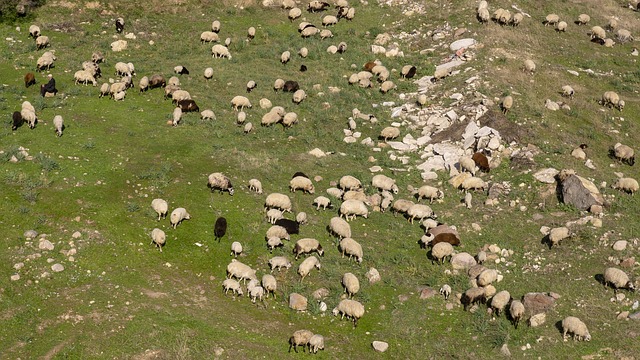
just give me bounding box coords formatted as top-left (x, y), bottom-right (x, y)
top-left (1, 0), bottom-right (639, 359)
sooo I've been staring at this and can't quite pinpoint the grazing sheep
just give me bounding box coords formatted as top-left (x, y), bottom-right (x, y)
top-left (545, 13), bottom-right (560, 26)
top-left (392, 199), bottom-right (415, 216)
top-left (290, 176), bottom-right (314, 194)
top-left (35, 35), bottom-right (49, 50)
top-left (203, 68), bottom-right (214, 81)
top-left (460, 176), bottom-right (487, 192)
top-left (340, 199), bottom-right (369, 221)
top-left (320, 29), bottom-right (333, 39)
top-left (326, 187), bottom-right (345, 199)
top-left (149, 74), bottom-right (165, 89)
top-left (36, 53), bottom-right (55, 71)
top-left (380, 126), bottom-right (400, 141)
top-left (523, 59), bottom-right (536, 74)
top-left (226, 259), bottom-right (257, 284)
top-left (222, 278), bottom-right (243, 296)
top-left (439, 284), bottom-right (451, 300)
top-left (137, 76), bottom-right (149, 92)
top-left (509, 300), bottom-right (525, 328)
top-left (246, 80), bottom-right (257, 93)
top-left (300, 26), bottom-right (319, 38)
top-left (339, 237), bottom-right (363, 263)
top-left (613, 143), bottom-right (635, 165)
top-left (207, 172), bottom-right (234, 195)
top-left (548, 226), bottom-right (571, 247)
top-left (477, 7), bottom-right (490, 23)
top-left (200, 109), bottom-right (215, 120)
top-left (247, 26), bottom-right (256, 40)
top-left (231, 95), bottom-right (252, 111)
top-left (414, 185), bottom-right (444, 203)
top-left (288, 7), bottom-right (302, 21)
top-left (313, 196), bottom-right (331, 210)
top-left (24, 72), bottom-right (35, 88)
top-left (211, 44), bottom-right (231, 59)
top-left (282, 112), bottom-right (298, 127)
top-left (556, 21), bottom-right (567, 32)
top-left (322, 15), bottom-right (338, 27)
top-left (170, 207), bottom-right (190, 229)
top-left (177, 100), bottom-right (199, 113)
top-left (339, 175), bottom-right (362, 191)
top-left (612, 177), bottom-right (639, 194)
top-left (431, 232), bottom-right (461, 246)
top-left (53, 115), bottom-right (64, 137)
top-left (214, 217), bottom-right (227, 242)
top-left (171, 89), bottom-right (191, 103)
top-left (332, 299), bottom-right (365, 327)
top-left (617, 29), bottom-right (633, 43)
top-left (174, 65), bottom-right (189, 75)
top-left (288, 330), bottom-right (314, 353)
top-left (172, 107), bottom-right (182, 126)
top-left (458, 156), bottom-right (477, 175)
top-left (603, 267), bottom-right (635, 293)
top-left (266, 225), bottom-right (290, 242)
top-left (307, 0), bottom-right (330, 12)
top-left (293, 238), bottom-right (324, 259)
top-left (11, 111), bottom-right (22, 131)
top-left (298, 256), bottom-right (321, 282)
top-left (591, 26), bottom-right (606, 42)
top-left (576, 14), bottom-right (590, 25)
top-left (200, 31), bottom-right (219, 43)
top-left (601, 91), bottom-right (624, 111)
top-left (561, 85), bottom-right (575, 98)
top-left (372, 174), bottom-right (399, 194)
top-left (236, 111), bottom-right (247, 125)
top-left (248, 179), bottom-right (262, 194)
top-left (230, 241), bottom-right (243, 257)
top-left (243, 122), bottom-right (253, 134)
top-left (472, 152), bottom-right (490, 172)
top-left (168, 76), bottom-right (180, 87)
top-left (407, 204), bottom-right (435, 224)
top-left (211, 20), bottom-right (221, 32)
top-left (342, 272), bottom-right (360, 298)
top-left (562, 316), bottom-right (591, 341)
top-left (477, 268), bottom-right (498, 287)
top-left (29, 24), bottom-right (40, 38)
top-left (280, 50), bottom-right (291, 64)
top-left (380, 81), bottom-right (396, 94)
top-left (462, 287), bottom-right (486, 310)
top-left (21, 109), bottom-right (37, 129)
top-left (501, 95), bottom-right (513, 114)
top-left (490, 290), bottom-right (511, 316)
top-left (150, 228), bottom-right (166, 252)
top-left (283, 80), bottom-right (299, 93)
top-left (401, 65), bottom-right (417, 79)
top-left (431, 242), bottom-right (453, 264)
top-left (266, 208), bottom-right (283, 224)
top-left (115, 62), bottom-right (135, 77)
top-left (113, 91), bottom-right (126, 101)
top-left (265, 193), bottom-right (292, 213)
top-left (266, 236), bottom-right (284, 252)
top-left (607, 18), bottom-right (617, 31)
top-left (292, 89), bottom-right (306, 104)
top-left (296, 212), bottom-right (307, 225)
top-left (268, 256), bottom-right (292, 272)
top-left (115, 17), bottom-right (124, 33)
top-left (262, 274), bottom-right (277, 298)
top-left (329, 216), bottom-right (351, 239)
top-left (98, 83), bottom-right (110, 98)
top-left (337, 41), bottom-right (347, 53)
top-left (511, 12), bottom-right (524, 26)
top-left (308, 334), bottom-right (324, 354)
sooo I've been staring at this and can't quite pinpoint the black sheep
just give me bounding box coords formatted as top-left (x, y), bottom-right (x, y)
top-left (292, 172), bottom-right (309, 179)
top-left (115, 18), bottom-right (124, 33)
top-left (299, 64), bottom-right (307, 72)
top-left (177, 99), bottom-right (199, 112)
top-left (275, 218), bottom-right (299, 235)
top-left (149, 74), bottom-right (166, 89)
top-left (283, 80), bottom-right (299, 92)
top-left (214, 217), bottom-right (227, 242)
top-left (402, 66), bottom-right (417, 79)
top-left (175, 66), bottom-right (190, 75)
top-left (12, 111), bottom-right (23, 131)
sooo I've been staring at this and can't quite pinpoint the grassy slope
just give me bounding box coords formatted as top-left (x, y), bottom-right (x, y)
top-left (0, 0), bottom-right (639, 359)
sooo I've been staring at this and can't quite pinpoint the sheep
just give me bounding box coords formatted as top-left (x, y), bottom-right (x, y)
top-left (72, 70), bottom-right (95, 86)
top-left (282, 0), bottom-right (296, 8)
top-left (170, 207), bottom-right (190, 229)
top-left (150, 228), bottom-right (166, 252)
top-left (298, 256), bottom-right (321, 282)
top-left (340, 199), bottom-right (369, 221)
top-left (11, 111), bottom-right (22, 131)
top-left (53, 115), bottom-right (64, 137)
top-left (509, 300), bottom-right (525, 328)
top-left (372, 174), bottom-right (399, 194)
top-left (603, 38), bottom-right (615, 47)
top-left (460, 177), bottom-right (487, 192)
top-left (296, 212), bottom-right (307, 225)
top-left (136, 76), bottom-right (149, 93)
top-left (244, 122), bottom-right (253, 134)
top-left (380, 81), bottom-right (396, 94)
top-left (414, 185), bottom-right (444, 204)
top-left (171, 90), bottom-right (191, 104)
top-left (601, 91), bottom-right (624, 111)
top-left (235, 111), bottom-right (247, 125)
top-left (477, 269), bottom-right (498, 287)
top-left (293, 238), bottom-right (324, 259)
top-left (392, 199), bottom-right (415, 216)
top-left (308, 0), bottom-right (330, 12)
top-left (283, 80), bottom-right (300, 92)
top-left (22, 101), bottom-right (35, 113)
top-left (332, 299), bottom-right (365, 327)
top-left (36, 53), bottom-right (55, 71)
top-left (281, 112), bottom-right (298, 128)
top-left (266, 225), bottom-right (290, 242)
top-left (266, 208), bottom-right (283, 224)
top-left (379, 126), bottom-right (400, 141)
top-left (226, 259), bottom-right (257, 284)
top-left (300, 26), bottom-right (319, 38)
top-left (603, 267), bottom-right (635, 293)
top-left (172, 107), bottom-right (182, 126)
top-left (200, 31), bottom-right (219, 43)
top-left (322, 15), bottom-right (338, 27)
top-left (247, 26), bottom-right (256, 40)
top-left (562, 316), bottom-right (591, 341)
top-left (337, 41), bottom-right (347, 53)
top-left (35, 35), bottom-right (49, 50)
top-left (439, 284), bottom-right (451, 300)
top-left (265, 193), bottom-right (292, 213)
top-left (214, 217), bottom-right (227, 242)
top-left (556, 21), bottom-right (567, 32)
top-left (548, 226), bottom-right (571, 247)
top-left (339, 237), bottom-right (363, 263)
top-left (266, 236), bottom-right (284, 253)
top-left (288, 330), bottom-right (314, 353)
top-left (115, 17), bottom-right (124, 33)
top-left (431, 232), bottom-right (460, 246)
top-left (91, 51), bottom-right (104, 64)
top-left (280, 50), bottom-right (291, 64)
top-left (174, 65), bottom-right (189, 75)
top-left (268, 256), bottom-right (292, 272)
top-left (326, 187), bottom-right (345, 199)
top-left (339, 175), bottom-right (362, 191)
top-left (230, 241), bottom-right (243, 257)
top-left (115, 62), bottom-right (134, 77)
top-left (211, 20), bottom-right (221, 32)
top-left (113, 91), bottom-right (126, 101)
top-left (613, 143), bottom-right (635, 165)
top-left (222, 278), bottom-right (243, 296)
top-left (561, 85), bottom-right (575, 98)
top-left (20, 109), bottom-right (37, 129)
top-left (576, 14), bottom-right (590, 25)
top-left (168, 76), bottom-right (180, 87)
top-left (501, 95), bottom-right (513, 114)
top-left (407, 204), bottom-right (435, 224)
top-left (490, 290), bottom-right (511, 316)
top-left (248, 179), bottom-right (263, 194)
top-left (288, 7), bottom-right (302, 21)
top-left (308, 334), bottom-right (324, 354)
top-left (511, 12), bottom-right (524, 26)
top-left (329, 216), bottom-right (351, 239)
top-left (292, 89), bottom-right (306, 104)
top-left (207, 172), bottom-right (234, 195)
top-left (81, 61), bottom-right (101, 79)
top-left (342, 272), bottom-right (360, 298)
top-left (24, 72), bottom-right (35, 88)
top-left (612, 177), bottom-right (639, 194)
top-left (313, 196), bottom-right (331, 210)
top-left (261, 274), bottom-right (277, 299)
top-left (458, 155), bottom-right (477, 175)
top-left (149, 74), bottom-right (166, 88)
top-left (431, 242), bottom-right (453, 264)
top-left (320, 29), bottom-right (333, 39)
top-left (591, 26), bottom-right (606, 42)
top-left (246, 80), bottom-right (257, 93)
top-left (200, 110), bottom-right (215, 120)
top-left (462, 287), bottom-right (486, 310)
top-left (617, 29), bottom-right (634, 43)
top-left (477, 7), bottom-right (490, 23)
top-left (231, 95), bottom-right (252, 111)
top-left (275, 218), bottom-right (300, 235)
top-left (97, 83), bottom-right (110, 98)
top-left (211, 44), bottom-right (231, 59)
top-left (29, 24), bottom-right (40, 38)
top-left (545, 13), bottom-right (559, 26)
top-left (290, 176), bottom-right (314, 194)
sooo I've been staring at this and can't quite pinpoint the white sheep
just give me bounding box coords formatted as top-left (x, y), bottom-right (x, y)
top-left (298, 47), bottom-right (308, 58)
top-left (603, 267), bottom-right (635, 292)
top-left (612, 177), bottom-right (639, 194)
top-left (151, 198), bottom-right (168, 220)
top-left (292, 89), bottom-right (306, 104)
top-left (150, 228), bottom-right (166, 252)
top-left (339, 237), bottom-right (362, 263)
top-left (342, 272), bottom-right (360, 298)
top-left (247, 26), bottom-right (256, 40)
top-left (248, 179), bottom-right (263, 194)
top-left (511, 12), bottom-right (524, 26)
top-left (461, 176), bottom-right (487, 191)
top-left (301, 26), bottom-right (319, 38)
top-left (73, 70), bottom-right (96, 86)
top-left (556, 21), bottom-right (567, 32)
top-left (523, 59), bottom-right (536, 74)
top-left (289, 330), bottom-right (314, 353)
top-left (322, 15), bottom-right (338, 27)
top-left (339, 175), bottom-right (362, 191)
top-left (262, 274), bottom-right (277, 299)
top-left (293, 238), bottom-right (323, 259)
top-left (326, 187), bottom-right (345, 199)
top-left (99, 83), bottom-right (110, 98)
top-left (20, 109), bottom-right (37, 129)
top-left (548, 226), bottom-right (571, 247)
top-left (296, 212), bottom-right (307, 225)
top-left (477, 7), bottom-right (490, 23)
top-left (171, 90), bottom-right (191, 103)
top-left (392, 199), bottom-right (415, 215)
top-left (280, 50), bottom-right (291, 64)
top-left (308, 334), bottom-right (324, 354)
top-left (562, 316), bottom-right (591, 341)
top-left (288, 7), bottom-right (302, 21)
top-left (53, 115), bottom-right (64, 137)
top-left (509, 300), bottom-right (525, 328)
top-left (170, 207), bottom-right (190, 228)
top-left (243, 122), bottom-right (253, 134)
top-left (226, 259), bottom-right (257, 284)
top-left (200, 110), bottom-right (215, 121)
top-left (501, 95), bottom-right (513, 114)
top-left (576, 14), bottom-right (590, 25)
top-left (282, 112), bottom-right (298, 127)
top-left (249, 286), bottom-right (264, 303)
top-left (477, 269), bottom-right (498, 287)
top-left (332, 299), bottom-right (365, 327)
top-left (172, 107), bottom-right (182, 126)
top-left (320, 29), bottom-right (333, 39)
top-left (490, 290), bottom-right (511, 316)
top-left (200, 31), bottom-right (219, 43)
top-left (231, 95), bottom-right (252, 111)
top-left (329, 216), bottom-right (351, 239)
top-left (313, 196), bottom-right (331, 210)
top-left (266, 208), bottom-right (283, 224)
top-left (230, 241), bottom-right (243, 257)
top-left (222, 278), bottom-right (244, 296)
top-left (268, 256), bottom-right (292, 272)
top-left (273, 78), bottom-right (285, 91)
top-left (591, 26), bottom-right (606, 41)
top-left (340, 199), bottom-right (369, 221)
top-left (266, 236), bottom-right (284, 253)
top-left (290, 176), bottom-right (315, 194)
top-left (265, 193), bottom-right (292, 212)
top-left (459, 156), bottom-right (477, 175)
top-left (211, 20), bottom-right (221, 32)
top-left (115, 62), bottom-right (134, 77)
top-left (439, 284), bottom-right (451, 300)
top-left (204, 67), bottom-right (214, 80)
top-left (113, 91), bottom-right (126, 101)
top-left (617, 29), bottom-right (633, 43)
top-left (266, 225), bottom-right (290, 241)
top-left (545, 13), bottom-right (560, 26)
top-left (613, 143), bottom-right (635, 165)
top-left (207, 172), bottom-right (234, 195)
top-left (372, 174), bottom-right (399, 194)
top-left (236, 111), bottom-right (246, 125)
top-left (431, 242), bottom-right (453, 264)
top-left (138, 76), bottom-right (149, 92)
top-left (561, 85), bottom-right (575, 98)
top-left (380, 126), bottom-right (400, 141)
top-left (29, 24), bottom-right (40, 38)
top-left (168, 76), bottom-right (180, 87)
top-left (35, 35), bottom-right (49, 50)
top-left (380, 81), bottom-right (396, 94)
top-left (415, 185), bottom-right (444, 203)
top-left (407, 204), bottom-right (435, 224)
top-left (261, 108), bottom-right (283, 126)
top-left (211, 44), bottom-right (231, 59)
top-left (298, 256), bottom-right (321, 282)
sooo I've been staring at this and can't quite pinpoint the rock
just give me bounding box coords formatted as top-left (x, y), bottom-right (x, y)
top-left (387, 142), bottom-right (411, 151)
top-left (560, 174), bottom-right (604, 211)
top-left (450, 38), bottom-right (476, 51)
top-left (445, 303), bottom-right (454, 310)
top-left (72, 231), bottom-right (82, 239)
top-left (528, 313), bottom-right (546, 327)
top-left (344, 136), bottom-right (357, 143)
top-left (398, 294), bottom-right (409, 302)
top-left (613, 240), bottom-right (628, 251)
top-left (590, 204), bottom-right (603, 215)
top-left (24, 230), bottom-right (38, 238)
top-left (450, 252), bottom-right (477, 270)
top-left (110, 39), bottom-right (127, 52)
top-left (617, 311), bottom-right (630, 320)
top-left (11, 274), bottom-right (20, 281)
top-left (289, 293), bottom-right (308, 311)
top-left (372, 341), bottom-right (388, 352)
top-left (616, 293), bottom-right (626, 302)
top-left (14, 263), bottom-right (24, 270)
top-left (319, 301), bottom-right (327, 312)
top-left (419, 287), bottom-right (437, 299)
top-left (522, 293), bottom-right (556, 316)
top-left (313, 288), bottom-right (329, 300)
top-left (534, 168), bottom-right (559, 184)
top-left (366, 267), bottom-right (381, 283)
top-left (374, 33), bottom-right (391, 46)
top-left (38, 239), bottom-right (54, 251)
top-left (371, 45), bottom-right (386, 54)
top-left (308, 148), bottom-right (326, 158)
top-left (421, 171), bottom-right (438, 181)
top-left (369, 166), bottom-right (383, 173)
top-left (51, 263), bottom-right (64, 272)
top-left (629, 312), bottom-right (640, 320)
top-left (500, 344), bottom-right (511, 357)
top-left (620, 257), bottom-right (635, 268)
top-left (445, 110), bottom-right (458, 121)
top-left (488, 244), bottom-right (501, 253)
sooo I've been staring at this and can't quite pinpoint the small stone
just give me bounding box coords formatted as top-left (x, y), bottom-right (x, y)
top-left (629, 312), bottom-right (640, 320)
top-left (445, 303), bottom-right (454, 310)
top-left (308, 148), bottom-right (326, 158)
top-left (533, 168), bottom-right (559, 184)
top-left (319, 301), bottom-right (327, 312)
top-left (51, 263), bottom-right (64, 272)
top-left (72, 231), bottom-right (82, 239)
top-left (500, 344), bottom-right (511, 357)
top-left (613, 240), bottom-right (628, 251)
top-left (38, 239), bottom-right (54, 251)
top-left (344, 136), bottom-right (357, 143)
top-left (366, 267), bottom-right (381, 283)
top-left (14, 263), bottom-right (24, 270)
top-left (591, 218), bottom-right (602, 228)
top-left (289, 293), bottom-right (308, 311)
top-left (369, 166), bottom-right (383, 173)
top-left (450, 38), bottom-right (476, 51)
top-left (616, 293), bottom-right (626, 302)
top-left (24, 230), bottom-right (38, 238)
top-left (488, 244), bottom-right (501, 253)
top-left (590, 205), bottom-right (603, 215)
top-left (529, 313), bottom-right (546, 327)
top-left (620, 257), bottom-right (635, 268)
top-left (419, 287), bottom-right (437, 299)
top-left (398, 294), bottom-right (409, 302)
top-left (312, 288), bottom-right (330, 300)
top-left (11, 274), bottom-right (20, 281)
top-left (471, 223), bottom-right (481, 231)
top-left (372, 341), bottom-right (389, 352)
top-left (617, 311), bottom-right (630, 320)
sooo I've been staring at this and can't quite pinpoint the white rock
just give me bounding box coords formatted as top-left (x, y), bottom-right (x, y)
top-left (529, 313), bottom-right (546, 327)
top-left (51, 263), bottom-right (64, 272)
top-left (445, 110), bottom-right (458, 121)
top-left (366, 267), bottom-right (381, 283)
top-left (421, 171), bottom-right (438, 180)
top-left (613, 240), bottom-right (627, 251)
top-left (372, 341), bottom-right (389, 352)
top-left (11, 274), bottom-right (20, 281)
top-left (450, 93), bottom-right (464, 100)
top-left (371, 45), bottom-right (386, 54)
top-left (361, 137), bottom-right (374, 146)
top-left (344, 136), bottom-right (357, 143)
top-left (585, 159), bottom-right (596, 170)
top-left (308, 148), bottom-right (327, 158)
top-left (449, 38), bottom-right (476, 51)
top-left (72, 231), bottom-right (82, 239)
top-left (533, 168), bottom-right (559, 184)
top-left (387, 142), bottom-right (411, 151)
top-left (540, 226), bottom-right (551, 235)
top-left (38, 239), bottom-right (54, 251)
top-left (369, 166), bottom-right (383, 173)
top-left (416, 135), bottom-right (431, 146)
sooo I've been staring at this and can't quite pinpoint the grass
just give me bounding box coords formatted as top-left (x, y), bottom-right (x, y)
top-left (0, 0), bottom-right (639, 359)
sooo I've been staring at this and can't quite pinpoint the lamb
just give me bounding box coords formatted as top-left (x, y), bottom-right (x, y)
top-left (591, 26), bottom-right (606, 42)
top-left (207, 172), bottom-right (234, 195)
top-left (261, 274), bottom-right (277, 299)
top-left (562, 316), bottom-right (591, 341)
top-left (322, 15), bottom-right (338, 27)
top-left (439, 284), bottom-right (451, 300)
top-left (332, 299), bottom-right (365, 327)
top-left (268, 256), bottom-right (292, 272)
top-left (461, 287), bottom-right (486, 310)
top-left (266, 225), bottom-right (290, 241)
top-left (200, 109), bottom-right (215, 120)
top-left (53, 115), bottom-right (64, 137)
top-left (548, 226), bottom-right (571, 247)
top-left (222, 278), bottom-right (243, 296)
top-left (288, 7), bottom-right (302, 21)
top-left (113, 91), bottom-right (126, 101)
top-left (231, 95), bottom-right (252, 111)
top-left (211, 44), bottom-right (231, 59)
top-left (150, 228), bottom-right (166, 252)
top-left (280, 50), bottom-right (291, 64)
top-left (35, 35), bottom-right (49, 50)
top-left (200, 31), bottom-right (219, 43)
top-left (431, 242), bottom-right (453, 264)
top-left (337, 41), bottom-right (347, 53)
top-left (29, 24), bottom-right (40, 38)
top-left (603, 267), bottom-right (635, 293)
top-left (174, 65), bottom-right (189, 75)
top-left (91, 51), bottom-right (104, 64)
top-left (248, 179), bottom-right (263, 194)
top-left (509, 300), bottom-right (525, 328)
top-left (313, 196), bottom-right (331, 210)
top-left (214, 217), bottom-right (227, 242)
top-left (576, 14), bottom-right (590, 25)
top-left (490, 290), bottom-right (511, 316)
top-left (296, 212), bottom-right (307, 225)
top-left (172, 107), bottom-right (182, 126)
top-left (292, 89), bottom-right (306, 104)
top-left (329, 216), bottom-right (351, 239)
top-left (246, 80), bottom-right (257, 93)
top-left (289, 176), bottom-right (314, 194)
top-left (612, 177), bottom-right (639, 194)
top-left (308, 334), bottom-right (324, 354)
top-left (266, 208), bottom-right (283, 224)
top-left (380, 126), bottom-right (400, 141)
top-left (293, 238), bottom-right (324, 259)
top-left (342, 272), bottom-right (360, 298)
top-left (170, 207), bottom-right (191, 229)
top-left (230, 241), bottom-right (243, 257)
top-left (545, 13), bottom-right (560, 26)
top-left (523, 59), bottom-right (536, 74)
top-left (415, 185), bottom-right (444, 203)
top-left (501, 95), bottom-right (513, 114)
top-left (407, 204), bottom-right (435, 224)
top-left (561, 85), bottom-right (575, 98)
top-left (247, 26), bottom-right (256, 40)
top-left (613, 143), bottom-right (635, 165)
top-left (461, 177), bottom-right (487, 192)
top-left (11, 111), bottom-right (22, 131)
top-left (288, 330), bottom-right (314, 353)
top-left (339, 237), bottom-right (363, 263)
top-left (265, 193), bottom-right (292, 213)
top-left (24, 72), bottom-right (35, 88)
top-left (372, 174), bottom-right (399, 194)
top-left (211, 20), bottom-right (221, 32)
top-left (401, 65), bottom-right (417, 79)
top-left (340, 199), bottom-right (369, 221)
top-left (556, 21), bottom-right (567, 32)
top-left (298, 256), bottom-right (321, 282)
top-left (339, 175), bottom-right (362, 191)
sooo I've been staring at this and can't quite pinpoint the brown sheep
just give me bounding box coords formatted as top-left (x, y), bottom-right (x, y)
top-left (24, 72), bottom-right (36, 88)
top-left (472, 152), bottom-right (490, 172)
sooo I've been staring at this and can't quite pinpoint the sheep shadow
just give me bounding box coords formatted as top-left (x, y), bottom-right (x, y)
top-left (554, 320), bottom-right (564, 337)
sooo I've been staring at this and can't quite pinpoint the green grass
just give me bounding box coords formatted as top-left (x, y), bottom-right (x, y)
top-left (0, 0), bottom-right (639, 359)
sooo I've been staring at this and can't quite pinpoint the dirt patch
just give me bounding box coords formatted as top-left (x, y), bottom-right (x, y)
top-left (85, 1), bottom-right (101, 9)
top-left (42, 339), bottom-right (73, 360)
top-left (132, 349), bottom-right (167, 360)
top-left (142, 288), bottom-right (169, 299)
